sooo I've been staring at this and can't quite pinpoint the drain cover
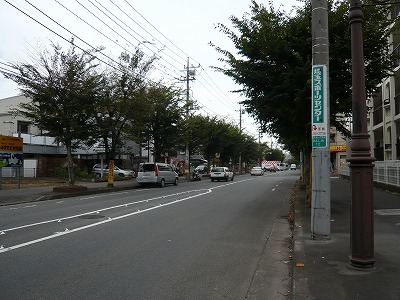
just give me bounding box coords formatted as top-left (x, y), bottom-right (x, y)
top-left (79, 214), bottom-right (106, 219)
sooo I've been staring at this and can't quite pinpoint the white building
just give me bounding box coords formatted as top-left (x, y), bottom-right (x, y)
top-left (0, 95), bottom-right (141, 177)
top-left (367, 6), bottom-right (400, 162)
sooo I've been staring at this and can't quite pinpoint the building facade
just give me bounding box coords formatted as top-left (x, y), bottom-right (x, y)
top-left (367, 6), bottom-right (400, 162)
top-left (0, 95), bottom-right (142, 177)
top-left (330, 126), bottom-right (347, 173)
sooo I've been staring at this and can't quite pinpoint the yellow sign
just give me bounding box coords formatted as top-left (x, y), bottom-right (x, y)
top-left (108, 159), bottom-right (114, 185)
top-left (0, 135), bottom-right (23, 153)
top-left (330, 145), bottom-right (346, 152)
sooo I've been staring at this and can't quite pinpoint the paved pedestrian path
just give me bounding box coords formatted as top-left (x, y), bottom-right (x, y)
top-left (292, 176), bottom-right (400, 300)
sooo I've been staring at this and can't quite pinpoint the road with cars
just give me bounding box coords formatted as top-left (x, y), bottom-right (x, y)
top-left (0, 171), bottom-right (298, 299)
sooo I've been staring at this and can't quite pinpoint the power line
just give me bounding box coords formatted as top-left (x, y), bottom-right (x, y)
top-left (3, 0), bottom-right (118, 70)
top-left (105, 0), bottom-right (187, 68)
top-left (52, 0), bottom-right (180, 80)
top-left (120, 1), bottom-right (236, 109)
top-left (77, 0), bottom-right (181, 79)
top-left (123, 0), bottom-right (195, 64)
top-left (2, 1), bottom-right (253, 135)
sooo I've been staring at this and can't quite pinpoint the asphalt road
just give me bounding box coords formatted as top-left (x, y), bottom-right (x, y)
top-left (0, 171), bottom-right (298, 299)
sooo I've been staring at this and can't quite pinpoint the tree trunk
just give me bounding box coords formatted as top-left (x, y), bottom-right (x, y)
top-left (66, 144), bottom-right (75, 186)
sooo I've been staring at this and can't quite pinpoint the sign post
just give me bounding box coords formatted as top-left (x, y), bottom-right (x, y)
top-left (0, 135), bottom-right (24, 189)
top-left (107, 159), bottom-right (115, 188)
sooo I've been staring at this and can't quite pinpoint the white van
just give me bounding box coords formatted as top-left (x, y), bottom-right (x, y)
top-left (277, 163), bottom-right (288, 171)
top-left (136, 162), bottom-right (178, 188)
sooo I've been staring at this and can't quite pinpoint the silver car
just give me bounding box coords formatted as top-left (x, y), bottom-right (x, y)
top-left (210, 167), bottom-right (234, 182)
top-left (136, 162), bottom-right (178, 188)
top-left (92, 164), bottom-right (135, 179)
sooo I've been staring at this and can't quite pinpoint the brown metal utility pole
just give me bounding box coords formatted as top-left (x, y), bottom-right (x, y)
top-left (348, 0), bottom-right (375, 269)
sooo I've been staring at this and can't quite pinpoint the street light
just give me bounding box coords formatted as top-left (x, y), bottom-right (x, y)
top-left (347, 0), bottom-right (378, 269)
top-left (348, 0), bottom-right (398, 270)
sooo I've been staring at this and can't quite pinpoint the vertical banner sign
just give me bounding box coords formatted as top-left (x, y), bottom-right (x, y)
top-left (108, 159), bottom-right (114, 185)
top-left (312, 65), bottom-right (328, 148)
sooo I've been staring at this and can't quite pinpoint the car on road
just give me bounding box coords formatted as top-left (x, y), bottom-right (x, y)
top-left (290, 164), bottom-right (297, 170)
top-left (263, 164), bottom-right (277, 172)
top-left (210, 167), bottom-right (234, 182)
top-left (251, 166), bottom-right (264, 176)
top-left (136, 162), bottom-right (178, 188)
top-left (194, 164), bottom-right (209, 174)
top-left (92, 164), bottom-right (135, 179)
top-left (277, 163), bottom-right (289, 171)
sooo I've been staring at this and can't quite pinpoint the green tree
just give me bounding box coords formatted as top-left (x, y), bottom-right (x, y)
top-left (211, 0), bottom-right (395, 156)
top-left (201, 119), bottom-right (242, 166)
top-left (179, 113), bottom-right (260, 169)
top-left (180, 114), bottom-right (215, 157)
top-left (93, 50), bottom-right (156, 161)
top-left (143, 83), bottom-right (184, 162)
top-left (1, 42), bottom-right (103, 185)
top-left (239, 134), bottom-right (260, 166)
top-left (263, 146), bottom-right (285, 163)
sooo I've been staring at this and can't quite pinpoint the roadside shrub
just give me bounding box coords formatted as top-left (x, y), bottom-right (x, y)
top-left (53, 166), bottom-right (90, 179)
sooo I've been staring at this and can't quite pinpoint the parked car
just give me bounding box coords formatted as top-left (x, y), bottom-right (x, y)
top-left (290, 164), bottom-right (297, 170)
top-left (194, 164), bottom-right (209, 174)
top-left (251, 166), bottom-right (264, 176)
top-left (92, 164), bottom-right (135, 179)
top-left (136, 162), bottom-right (178, 188)
top-left (210, 167), bottom-right (234, 182)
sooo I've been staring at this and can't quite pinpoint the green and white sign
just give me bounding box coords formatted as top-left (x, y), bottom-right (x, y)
top-left (311, 65), bottom-right (328, 148)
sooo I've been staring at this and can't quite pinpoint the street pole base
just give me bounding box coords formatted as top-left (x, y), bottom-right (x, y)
top-left (310, 233), bottom-right (331, 241)
top-left (348, 257), bottom-right (376, 271)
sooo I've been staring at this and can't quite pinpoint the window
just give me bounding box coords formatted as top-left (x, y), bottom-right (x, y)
top-left (158, 165), bottom-right (169, 171)
top-left (17, 121), bottom-right (29, 134)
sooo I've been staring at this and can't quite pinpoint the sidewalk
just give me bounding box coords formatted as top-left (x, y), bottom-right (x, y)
top-left (0, 176), bottom-right (193, 206)
top-left (0, 179), bottom-right (141, 206)
top-left (292, 176), bottom-right (400, 300)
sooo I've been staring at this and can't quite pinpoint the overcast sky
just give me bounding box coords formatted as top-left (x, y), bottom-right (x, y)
top-left (0, 0), bottom-right (303, 143)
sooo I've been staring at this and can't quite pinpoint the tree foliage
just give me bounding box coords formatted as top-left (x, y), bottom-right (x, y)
top-left (211, 0), bottom-right (395, 155)
top-left (93, 50), bottom-right (156, 161)
top-left (179, 113), bottom-right (260, 167)
top-left (2, 42), bottom-right (103, 185)
top-left (141, 83), bottom-right (184, 162)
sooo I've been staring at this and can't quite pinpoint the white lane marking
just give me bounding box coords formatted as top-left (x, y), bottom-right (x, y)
top-left (211, 178), bottom-right (252, 190)
top-left (78, 191), bottom-right (130, 200)
top-left (23, 205), bottom-right (37, 208)
top-left (6, 205), bottom-right (37, 211)
top-left (0, 179), bottom-right (251, 253)
top-left (2, 189), bottom-right (211, 234)
top-left (0, 188), bottom-right (212, 254)
top-left (375, 209), bottom-right (400, 216)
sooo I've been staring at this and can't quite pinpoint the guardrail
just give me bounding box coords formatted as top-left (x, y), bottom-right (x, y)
top-left (340, 160), bottom-right (400, 187)
top-left (1, 167), bottom-right (37, 178)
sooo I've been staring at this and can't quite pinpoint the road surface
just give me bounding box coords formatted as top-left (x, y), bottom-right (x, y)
top-left (0, 171), bottom-right (299, 299)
